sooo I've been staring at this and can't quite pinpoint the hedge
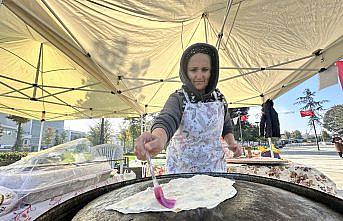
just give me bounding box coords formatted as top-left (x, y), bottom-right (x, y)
top-left (0, 152), bottom-right (28, 162)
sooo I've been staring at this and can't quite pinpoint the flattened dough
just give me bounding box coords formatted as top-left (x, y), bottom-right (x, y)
top-left (106, 175), bottom-right (237, 213)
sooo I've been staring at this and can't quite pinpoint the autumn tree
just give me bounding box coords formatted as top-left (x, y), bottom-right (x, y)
top-left (60, 130), bottom-right (67, 144)
top-left (87, 119), bottom-right (114, 145)
top-left (118, 127), bottom-right (129, 153)
top-left (43, 127), bottom-right (55, 147)
top-left (126, 117), bottom-right (141, 151)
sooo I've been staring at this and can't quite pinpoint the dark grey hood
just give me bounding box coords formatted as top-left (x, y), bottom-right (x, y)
top-left (179, 43), bottom-right (219, 100)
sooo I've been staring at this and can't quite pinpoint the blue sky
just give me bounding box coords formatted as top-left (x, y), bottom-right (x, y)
top-left (65, 75), bottom-right (342, 135)
top-left (248, 75), bottom-right (342, 134)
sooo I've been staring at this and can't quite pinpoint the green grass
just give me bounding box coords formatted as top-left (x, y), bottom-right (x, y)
top-left (124, 155), bottom-right (136, 161)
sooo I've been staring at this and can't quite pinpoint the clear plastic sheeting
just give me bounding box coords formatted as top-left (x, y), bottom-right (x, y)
top-left (0, 186), bottom-right (17, 215)
top-left (0, 138), bottom-right (112, 216)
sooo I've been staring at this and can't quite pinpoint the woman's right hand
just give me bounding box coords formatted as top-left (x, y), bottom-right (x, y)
top-left (134, 131), bottom-right (164, 160)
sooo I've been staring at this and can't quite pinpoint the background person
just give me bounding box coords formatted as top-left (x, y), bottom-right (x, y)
top-left (332, 133), bottom-right (343, 158)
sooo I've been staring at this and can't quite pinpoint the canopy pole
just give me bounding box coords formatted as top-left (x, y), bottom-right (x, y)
top-left (268, 137), bottom-right (274, 158)
top-left (41, 0), bottom-right (88, 55)
top-left (32, 43), bottom-right (43, 99)
top-left (37, 111), bottom-right (45, 151)
top-left (238, 113), bottom-right (245, 156)
top-left (216, 0), bottom-right (233, 49)
top-left (141, 105), bottom-right (147, 133)
top-left (144, 105), bottom-right (148, 132)
top-left (140, 105), bottom-right (147, 178)
top-left (202, 13), bottom-right (208, 43)
top-left (220, 54), bottom-right (315, 82)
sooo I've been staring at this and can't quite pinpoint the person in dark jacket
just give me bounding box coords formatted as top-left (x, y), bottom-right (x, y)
top-left (332, 134), bottom-right (343, 158)
top-left (260, 99), bottom-right (280, 138)
top-left (135, 43), bottom-right (242, 174)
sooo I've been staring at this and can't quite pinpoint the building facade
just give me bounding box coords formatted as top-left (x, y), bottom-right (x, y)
top-left (0, 113), bottom-right (85, 150)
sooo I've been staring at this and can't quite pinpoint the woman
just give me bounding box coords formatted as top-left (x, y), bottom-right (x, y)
top-left (135, 43), bottom-right (242, 173)
top-left (332, 134), bottom-right (343, 158)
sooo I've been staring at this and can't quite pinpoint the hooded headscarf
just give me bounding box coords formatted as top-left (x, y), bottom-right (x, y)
top-left (179, 43), bottom-right (219, 101)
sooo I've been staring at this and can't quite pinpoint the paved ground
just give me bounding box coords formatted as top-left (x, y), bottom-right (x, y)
top-left (281, 145), bottom-right (343, 198)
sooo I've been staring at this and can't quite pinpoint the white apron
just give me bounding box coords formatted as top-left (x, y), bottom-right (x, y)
top-left (166, 90), bottom-right (226, 174)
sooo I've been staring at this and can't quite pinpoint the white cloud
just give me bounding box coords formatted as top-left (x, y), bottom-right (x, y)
top-left (64, 118), bottom-right (124, 133)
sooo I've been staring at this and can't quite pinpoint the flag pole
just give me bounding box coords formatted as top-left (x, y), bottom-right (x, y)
top-left (238, 114), bottom-right (243, 145)
top-left (238, 114), bottom-right (245, 156)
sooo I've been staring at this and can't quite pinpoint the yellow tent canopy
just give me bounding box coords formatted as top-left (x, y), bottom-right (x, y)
top-left (1, 0), bottom-right (342, 121)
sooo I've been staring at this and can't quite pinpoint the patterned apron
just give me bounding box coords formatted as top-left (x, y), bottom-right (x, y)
top-left (166, 90), bottom-right (226, 173)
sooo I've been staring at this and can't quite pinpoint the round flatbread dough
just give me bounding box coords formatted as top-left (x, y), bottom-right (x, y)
top-left (106, 175), bottom-right (236, 213)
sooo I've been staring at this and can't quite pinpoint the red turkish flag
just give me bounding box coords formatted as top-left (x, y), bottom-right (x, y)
top-left (336, 61), bottom-right (343, 90)
top-left (240, 115), bottom-right (248, 121)
top-left (300, 110), bottom-right (315, 117)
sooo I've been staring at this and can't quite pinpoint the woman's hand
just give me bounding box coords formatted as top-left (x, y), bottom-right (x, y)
top-left (223, 133), bottom-right (243, 158)
top-left (229, 143), bottom-right (243, 158)
top-left (134, 129), bottom-right (167, 160)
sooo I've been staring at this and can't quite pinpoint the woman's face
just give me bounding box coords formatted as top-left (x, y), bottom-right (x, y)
top-left (187, 53), bottom-right (211, 92)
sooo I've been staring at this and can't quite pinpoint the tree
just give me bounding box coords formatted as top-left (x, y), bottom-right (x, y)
top-left (43, 127), bottom-right (55, 147)
top-left (60, 130), bottom-right (67, 143)
top-left (6, 115), bottom-right (30, 151)
top-left (229, 107), bottom-right (250, 144)
top-left (323, 105), bottom-right (343, 135)
top-left (291, 130), bottom-right (302, 139)
top-left (233, 121), bottom-right (259, 145)
top-left (54, 132), bottom-right (60, 145)
top-left (294, 88), bottom-right (328, 150)
top-left (284, 131), bottom-right (291, 139)
top-left (118, 128), bottom-right (129, 153)
top-left (87, 119), bottom-right (114, 145)
top-left (0, 125), bottom-right (3, 139)
top-left (321, 130), bottom-right (330, 142)
top-left (294, 89), bottom-right (328, 125)
top-left (228, 107), bottom-right (249, 119)
top-left (126, 117), bottom-right (141, 151)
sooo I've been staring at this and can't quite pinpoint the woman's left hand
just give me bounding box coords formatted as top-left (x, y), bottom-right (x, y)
top-left (223, 133), bottom-right (243, 158)
top-left (230, 144), bottom-right (243, 158)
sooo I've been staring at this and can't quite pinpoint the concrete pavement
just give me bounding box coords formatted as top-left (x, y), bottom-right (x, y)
top-left (281, 145), bottom-right (343, 198)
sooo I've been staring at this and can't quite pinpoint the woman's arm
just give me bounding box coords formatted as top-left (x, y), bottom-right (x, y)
top-left (151, 92), bottom-right (183, 143)
top-left (135, 128), bottom-right (168, 160)
top-left (223, 133), bottom-right (243, 157)
top-left (135, 92), bottom-right (183, 160)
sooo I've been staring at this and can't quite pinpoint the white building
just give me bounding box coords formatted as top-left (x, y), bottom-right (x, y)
top-left (0, 113), bottom-right (85, 150)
